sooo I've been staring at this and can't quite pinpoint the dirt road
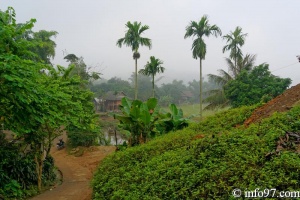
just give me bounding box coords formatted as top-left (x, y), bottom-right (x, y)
top-left (30, 144), bottom-right (116, 200)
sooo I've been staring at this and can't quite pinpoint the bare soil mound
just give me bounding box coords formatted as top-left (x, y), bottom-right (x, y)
top-left (244, 83), bottom-right (300, 126)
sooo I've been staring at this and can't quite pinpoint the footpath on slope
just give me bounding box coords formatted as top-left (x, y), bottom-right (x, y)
top-left (30, 137), bottom-right (116, 200)
top-left (244, 83), bottom-right (300, 126)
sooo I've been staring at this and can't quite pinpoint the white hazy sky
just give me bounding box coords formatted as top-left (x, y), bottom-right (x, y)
top-left (1, 0), bottom-right (300, 86)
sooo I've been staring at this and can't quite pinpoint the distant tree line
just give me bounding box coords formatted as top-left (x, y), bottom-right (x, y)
top-left (90, 74), bottom-right (220, 106)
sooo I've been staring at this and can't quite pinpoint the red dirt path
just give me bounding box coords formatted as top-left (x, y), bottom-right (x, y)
top-left (30, 141), bottom-right (115, 200)
top-left (244, 83), bottom-right (300, 126)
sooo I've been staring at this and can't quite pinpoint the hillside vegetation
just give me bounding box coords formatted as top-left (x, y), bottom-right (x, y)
top-left (92, 105), bottom-right (300, 198)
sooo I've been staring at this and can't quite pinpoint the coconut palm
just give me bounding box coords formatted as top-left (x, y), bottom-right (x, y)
top-left (139, 56), bottom-right (165, 97)
top-left (116, 21), bottom-right (152, 99)
top-left (205, 54), bottom-right (256, 109)
top-left (184, 15), bottom-right (222, 118)
top-left (223, 26), bottom-right (247, 75)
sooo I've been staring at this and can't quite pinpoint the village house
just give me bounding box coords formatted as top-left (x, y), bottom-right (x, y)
top-left (95, 91), bottom-right (126, 112)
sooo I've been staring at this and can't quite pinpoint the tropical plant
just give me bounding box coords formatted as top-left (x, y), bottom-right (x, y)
top-left (116, 21), bottom-right (152, 99)
top-left (205, 54), bottom-right (256, 109)
top-left (157, 104), bottom-right (189, 133)
top-left (114, 97), bottom-right (190, 146)
top-left (114, 97), bottom-right (160, 146)
top-left (64, 53), bottom-right (102, 82)
top-left (224, 63), bottom-right (292, 107)
top-left (184, 15), bottom-right (222, 118)
top-left (222, 26), bottom-right (248, 73)
top-left (139, 56), bottom-right (165, 97)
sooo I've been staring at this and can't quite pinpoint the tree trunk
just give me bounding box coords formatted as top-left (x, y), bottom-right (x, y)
top-left (152, 75), bottom-right (155, 97)
top-left (199, 59), bottom-right (203, 119)
top-left (135, 58), bottom-right (138, 100)
top-left (34, 144), bottom-right (44, 191)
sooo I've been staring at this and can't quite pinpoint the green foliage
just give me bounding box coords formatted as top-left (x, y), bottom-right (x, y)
top-left (29, 30), bottom-right (58, 64)
top-left (159, 95), bottom-right (173, 107)
top-left (114, 97), bottom-right (160, 146)
top-left (190, 104), bottom-right (257, 134)
top-left (0, 7), bottom-right (37, 59)
top-left (225, 63), bottom-right (291, 107)
top-left (0, 135), bottom-right (56, 199)
top-left (157, 103), bottom-right (189, 133)
top-left (67, 126), bottom-right (101, 147)
top-left (116, 21), bottom-right (152, 99)
top-left (92, 105), bottom-right (300, 199)
top-left (184, 15), bottom-right (222, 60)
top-left (0, 7), bottom-right (100, 193)
top-left (139, 56), bottom-right (165, 97)
top-left (64, 54), bottom-right (101, 82)
top-left (157, 80), bottom-right (187, 104)
top-left (114, 97), bottom-right (190, 146)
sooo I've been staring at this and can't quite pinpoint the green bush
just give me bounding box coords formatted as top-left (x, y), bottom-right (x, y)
top-left (67, 126), bottom-right (100, 147)
top-left (0, 133), bottom-right (56, 199)
top-left (92, 105), bottom-right (300, 199)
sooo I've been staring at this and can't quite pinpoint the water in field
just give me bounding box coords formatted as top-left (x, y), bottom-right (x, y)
top-left (103, 128), bottom-right (126, 145)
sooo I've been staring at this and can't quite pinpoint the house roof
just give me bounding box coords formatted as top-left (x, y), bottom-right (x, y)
top-left (181, 91), bottom-right (193, 98)
top-left (101, 91), bottom-right (126, 101)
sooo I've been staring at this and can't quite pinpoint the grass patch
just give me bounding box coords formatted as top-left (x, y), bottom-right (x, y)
top-left (161, 103), bottom-right (230, 121)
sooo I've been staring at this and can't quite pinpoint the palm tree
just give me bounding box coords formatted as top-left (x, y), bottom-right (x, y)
top-left (184, 15), bottom-right (222, 118)
top-left (205, 54), bottom-right (256, 109)
top-left (139, 56), bottom-right (165, 97)
top-left (116, 21), bottom-right (152, 99)
top-left (222, 26), bottom-right (247, 75)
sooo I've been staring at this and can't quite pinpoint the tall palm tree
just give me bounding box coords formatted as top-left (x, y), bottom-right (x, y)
top-left (139, 56), bottom-right (165, 97)
top-left (184, 15), bottom-right (222, 118)
top-left (222, 26), bottom-right (247, 75)
top-left (116, 21), bottom-right (152, 99)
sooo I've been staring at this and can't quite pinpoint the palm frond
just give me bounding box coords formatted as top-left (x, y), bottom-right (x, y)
top-left (208, 74), bottom-right (225, 86)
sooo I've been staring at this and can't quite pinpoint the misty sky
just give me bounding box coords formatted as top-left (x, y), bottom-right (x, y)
top-left (1, 0), bottom-right (300, 86)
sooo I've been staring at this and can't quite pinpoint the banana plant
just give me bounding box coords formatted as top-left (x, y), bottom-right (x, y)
top-left (156, 103), bottom-right (189, 133)
top-left (114, 97), bottom-right (160, 146)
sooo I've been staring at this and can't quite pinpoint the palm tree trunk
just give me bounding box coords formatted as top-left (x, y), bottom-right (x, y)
top-left (199, 59), bottom-right (203, 119)
top-left (135, 58), bottom-right (138, 100)
top-left (152, 75), bottom-right (155, 97)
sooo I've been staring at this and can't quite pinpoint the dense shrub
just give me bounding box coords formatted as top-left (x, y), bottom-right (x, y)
top-left (92, 105), bottom-right (300, 199)
top-left (0, 133), bottom-right (56, 199)
top-left (67, 126), bottom-right (100, 147)
top-left (189, 104), bottom-right (257, 134)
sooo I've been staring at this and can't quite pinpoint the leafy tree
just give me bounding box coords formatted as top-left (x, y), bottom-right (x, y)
top-left (0, 7), bottom-right (36, 59)
top-left (64, 53), bottom-right (101, 82)
top-left (157, 80), bottom-right (187, 104)
top-left (116, 21), bottom-right (152, 99)
top-left (91, 77), bottom-right (133, 98)
top-left (0, 7), bottom-right (100, 193)
top-left (30, 30), bottom-right (58, 65)
top-left (224, 63), bottom-right (291, 107)
top-left (139, 56), bottom-right (165, 97)
top-left (184, 15), bottom-right (222, 118)
top-left (223, 26), bottom-right (247, 74)
top-left (206, 54), bottom-right (256, 109)
top-left (159, 95), bottom-right (174, 107)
